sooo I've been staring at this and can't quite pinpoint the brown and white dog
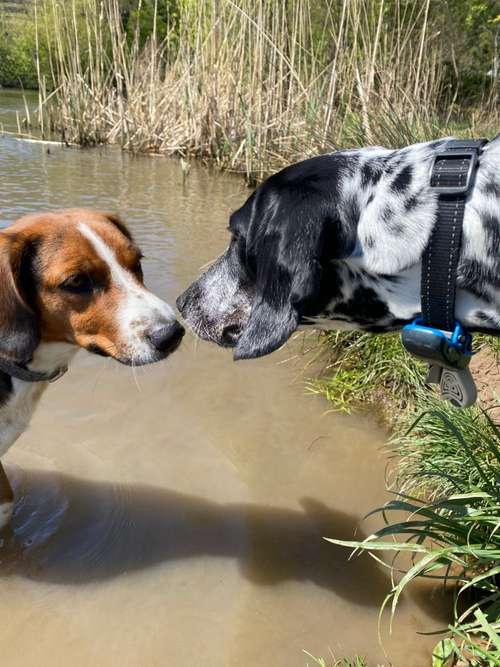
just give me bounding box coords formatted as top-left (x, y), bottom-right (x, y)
top-left (0, 208), bottom-right (184, 531)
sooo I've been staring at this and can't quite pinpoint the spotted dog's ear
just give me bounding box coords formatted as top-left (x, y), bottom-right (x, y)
top-left (0, 234), bottom-right (39, 363)
top-left (234, 221), bottom-right (324, 361)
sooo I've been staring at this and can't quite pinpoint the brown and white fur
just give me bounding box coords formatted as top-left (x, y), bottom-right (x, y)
top-left (0, 208), bottom-right (184, 530)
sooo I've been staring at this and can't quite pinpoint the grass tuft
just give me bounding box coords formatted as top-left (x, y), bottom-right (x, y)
top-left (303, 652), bottom-right (370, 667)
top-left (308, 331), bottom-right (424, 420)
top-left (390, 396), bottom-right (500, 500)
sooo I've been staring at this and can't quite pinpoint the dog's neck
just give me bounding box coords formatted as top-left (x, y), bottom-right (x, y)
top-left (27, 342), bottom-right (78, 374)
top-left (310, 256), bottom-right (500, 336)
top-left (311, 139), bottom-right (500, 335)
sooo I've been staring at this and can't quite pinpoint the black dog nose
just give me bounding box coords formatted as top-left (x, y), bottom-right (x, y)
top-left (148, 321), bottom-right (185, 354)
top-left (220, 324), bottom-right (241, 347)
top-left (176, 290), bottom-right (189, 314)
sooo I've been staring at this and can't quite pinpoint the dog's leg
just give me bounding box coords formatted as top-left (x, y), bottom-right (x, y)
top-left (0, 462), bottom-right (14, 531)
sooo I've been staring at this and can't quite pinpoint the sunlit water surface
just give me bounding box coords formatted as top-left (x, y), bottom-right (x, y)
top-left (0, 91), bottom-right (449, 666)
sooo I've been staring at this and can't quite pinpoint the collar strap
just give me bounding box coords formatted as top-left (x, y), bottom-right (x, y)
top-left (0, 358), bottom-right (68, 383)
top-left (421, 138), bottom-right (488, 331)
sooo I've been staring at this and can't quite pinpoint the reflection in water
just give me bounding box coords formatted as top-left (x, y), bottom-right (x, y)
top-left (0, 90), bottom-right (448, 667)
top-left (3, 468), bottom-right (388, 606)
top-left (0, 89), bottom-right (40, 137)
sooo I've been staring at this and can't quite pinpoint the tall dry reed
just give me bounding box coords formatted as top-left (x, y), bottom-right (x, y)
top-left (34, 0), bottom-right (496, 181)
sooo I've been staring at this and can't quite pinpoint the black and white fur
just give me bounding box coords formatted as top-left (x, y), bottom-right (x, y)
top-left (177, 137), bottom-right (500, 359)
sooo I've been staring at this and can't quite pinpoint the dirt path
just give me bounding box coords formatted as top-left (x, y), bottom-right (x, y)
top-left (471, 347), bottom-right (500, 420)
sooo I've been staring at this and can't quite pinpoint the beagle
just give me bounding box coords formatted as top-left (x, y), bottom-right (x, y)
top-left (0, 208), bottom-right (184, 530)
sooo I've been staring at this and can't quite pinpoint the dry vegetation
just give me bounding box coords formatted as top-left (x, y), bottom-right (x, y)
top-left (35, 0), bottom-right (499, 182)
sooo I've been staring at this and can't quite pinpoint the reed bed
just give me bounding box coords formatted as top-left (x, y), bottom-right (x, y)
top-left (34, 0), bottom-right (498, 182)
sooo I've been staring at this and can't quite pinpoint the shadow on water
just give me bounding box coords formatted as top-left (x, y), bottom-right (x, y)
top-left (0, 467), bottom-right (390, 607)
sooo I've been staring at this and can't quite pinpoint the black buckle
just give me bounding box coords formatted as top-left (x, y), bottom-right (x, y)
top-left (429, 150), bottom-right (478, 195)
top-left (0, 358), bottom-right (68, 383)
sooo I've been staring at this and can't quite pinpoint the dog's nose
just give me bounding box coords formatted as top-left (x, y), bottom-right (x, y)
top-left (176, 290), bottom-right (189, 314)
top-left (147, 321), bottom-right (185, 354)
top-left (220, 324), bottom-right (241, 347)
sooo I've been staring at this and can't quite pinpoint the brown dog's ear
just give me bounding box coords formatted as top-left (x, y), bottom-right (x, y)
top-left (0, 234), bottom-right (39, 363)
top-left (102, 212), bottom-right (133, 241)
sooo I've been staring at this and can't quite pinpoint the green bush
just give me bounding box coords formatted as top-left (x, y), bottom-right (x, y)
top-left (121, 0), bottom-right (178, 48)
top-left (0, 16), bottom-right (39, 89)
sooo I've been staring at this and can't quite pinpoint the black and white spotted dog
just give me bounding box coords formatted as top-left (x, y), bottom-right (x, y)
top-left (177, 137), bottom-right (500, 359)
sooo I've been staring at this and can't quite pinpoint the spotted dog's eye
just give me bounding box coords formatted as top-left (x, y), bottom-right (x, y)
top-left (227, 227), bottom-right (240, 242)
top-left (59, 274), bottom-right (94, 294)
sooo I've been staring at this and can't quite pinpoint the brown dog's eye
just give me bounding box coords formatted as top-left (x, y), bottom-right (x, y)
top-left (59, 274), bottom-right (94, 294)
top-left (131, 259), bottom-right (143, 279)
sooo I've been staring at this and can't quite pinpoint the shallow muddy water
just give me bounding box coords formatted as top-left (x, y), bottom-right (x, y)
top-left (0, 91), bottom-right (448, 666)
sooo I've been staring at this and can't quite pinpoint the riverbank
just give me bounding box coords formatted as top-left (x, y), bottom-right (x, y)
top-left (311, 329), bottom-right (500, 665)
top-left (310, 333), bottom-right (500, 425)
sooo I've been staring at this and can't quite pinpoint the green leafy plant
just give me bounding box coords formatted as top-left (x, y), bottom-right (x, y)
top-left (329, 406), bottom-right (500, 666)
top-left (0, 11), bottom-right (40, 88)
top-left (391, 396), bottom-right (500, 499)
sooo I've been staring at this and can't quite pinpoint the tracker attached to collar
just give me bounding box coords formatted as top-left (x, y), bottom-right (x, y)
top-left (401, 138), bottom-right (488, 408)
top-left (402, 319), bottom-right (476, 407)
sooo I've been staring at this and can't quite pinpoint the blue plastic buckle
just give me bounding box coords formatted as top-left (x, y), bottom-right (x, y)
top-left (401, 319), bottom-right (473, 371)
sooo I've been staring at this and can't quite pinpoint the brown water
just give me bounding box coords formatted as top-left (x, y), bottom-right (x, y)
top-left (0, 91), bottom-right (448, 666)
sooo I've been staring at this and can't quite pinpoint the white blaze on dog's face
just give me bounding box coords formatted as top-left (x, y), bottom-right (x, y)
top-left (0, 209), bottom-right (184, 366)
top-left (77, 222), bottom-right (180, 364)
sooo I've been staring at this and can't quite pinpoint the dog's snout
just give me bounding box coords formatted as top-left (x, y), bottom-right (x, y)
top-left (147, 321), bottom-right (185, 354)
top-left (220, 324), bottom-right (241, 347)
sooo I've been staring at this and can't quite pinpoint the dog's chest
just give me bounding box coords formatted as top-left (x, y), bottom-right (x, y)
top-left (0, 380), bottom-right (47, 457)
top-left (0, 343), bottom-right (77, 458)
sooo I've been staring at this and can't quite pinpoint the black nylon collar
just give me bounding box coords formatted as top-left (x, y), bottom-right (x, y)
top-left (421, 138), bottom-right (488, 331)
top-left (0, 358), bottom-right (67, 383)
